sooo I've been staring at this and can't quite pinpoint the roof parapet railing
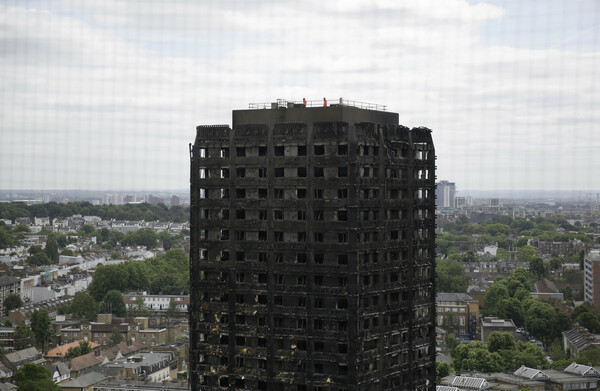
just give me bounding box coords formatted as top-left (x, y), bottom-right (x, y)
top-left (248, 98), bottom-right (387, 111)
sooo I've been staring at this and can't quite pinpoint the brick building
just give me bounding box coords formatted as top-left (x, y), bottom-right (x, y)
top-left (190, 100), bottom-right (436, 390)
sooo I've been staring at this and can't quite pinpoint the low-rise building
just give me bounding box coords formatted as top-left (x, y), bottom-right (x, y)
top-left (563, 324), bottom-right (600, 356)
top-left (45, 340), bottom-right (101, 362)
top-left (436, 292), bottom-right (479, 337)
top-left (98, 353), bottom-right (174, 383)
top-left (0, 327), bottom-right (14, 350)
top-left (43, 362), bottom-right (71, 383)
top-left (481, 317), bottom-right (516, 343)
top-left (1, 347), bottom-right (44, 371)
top-left (59, 371), bottom-right (106, 391)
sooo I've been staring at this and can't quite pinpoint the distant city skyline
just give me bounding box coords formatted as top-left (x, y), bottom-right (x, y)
top-left (1, 0), bottom-right (599, 190)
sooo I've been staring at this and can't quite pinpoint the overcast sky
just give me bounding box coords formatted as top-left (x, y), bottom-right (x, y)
top-left (1, 0), bottom-right (599, 191)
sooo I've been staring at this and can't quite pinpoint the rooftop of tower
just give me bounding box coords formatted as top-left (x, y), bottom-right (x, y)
top-left (234, 98), bottom-right (398, 127)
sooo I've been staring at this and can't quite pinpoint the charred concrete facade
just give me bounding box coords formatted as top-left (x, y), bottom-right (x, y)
top-left (190, 102), bottom-right (436, 391)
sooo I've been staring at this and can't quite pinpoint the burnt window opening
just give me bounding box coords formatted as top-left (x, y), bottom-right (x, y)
top-left (297, 188), bottom-right (307, 198)
top-left (338, 167), bottom-right (348, 177)
top-left (314, 167), bottom-right (324, 177)
top-left (259, 210), bottom-right (267, 220)
top-left (298, 167), bottom-right (307, 177)
top-left (236, 210), bottom-right (245, 219)
top-left (258, 188), bottom-right (267, 198)
top-left (220, 168), bottom-right (229, 178)
top-left (258, 252), bottom-right (267, 262)
top-left (314, 253), bottom-right (324, 264)
top-left (314, 210), bottom-right (324, 221)
top-left (314, 298), bottom-right (324, 308)
top-left (314, 232), bottom-right (324, 242)
top-left (298, 297), bottom-right (306, 307)
top-left (338, 233), bottom-right (348, 243)
top-left (274, 145), bottom-right (284, 156)
top-left (274, 232), bottom-right (283, 242)
top-left (297, 232), bottom-right (306, 242)
top-left (274, 209), bottom-right (283, 220)
top-left (297, 145), bottom-right (307, 156)
top-left (314, 276), bottom-right (323, 286)
top-left (274, 188), bottom-right (284, 199)
top-left (314, 145), bottom-right (324, 155)
top-left (236, 147), bottom-right (246, 157)
top-left (314, 189), bottom-right (324, 199)
top-left (338, 254), bottom-right (348, 265)
top-left (274, 296), bottom-right (283, 305)
top-left (258, 231), bottom-right (267, 241)
top-left (337, 210), bottom-right (348, 221)
top-left (274, 167), bottom-right (284, 177)
top-left (236, 168), bottom-right (245, 178)
top-left (220, 147), bottom-right (229, 158)
top-left (258, 146), bottom-right (267, 156)
top-left (258, 167), bottom-right (267, 177)
top-left (338, 188), bottom-right (348, 199)
top-left (236, 188), bottom-right (246, 198)
top-left (297, 210), bottom-right (306, 220)
top-left (338, 144), bottom-right (348, 155)
top-left (297, 275), bottom-right (307, 285)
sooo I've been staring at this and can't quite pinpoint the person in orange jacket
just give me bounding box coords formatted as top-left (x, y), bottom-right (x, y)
top-left (323, 97), bottom-right (327, 107)
top-left (303, 98), bottom-right (307, 106)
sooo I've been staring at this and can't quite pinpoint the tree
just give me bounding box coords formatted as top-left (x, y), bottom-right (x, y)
top-left (488, 332), bottom-right (515, 352)
top-left (13, 362), bottom-right (61, 391)
top-left (127, 297), bottom-right (152, 317)
top-left (436, 362), bottom-right (451, 383)
top-left (13, 325), bottom-right (36, 350)
top-left (31, 309), bottom-right (52, 351)
top-left (3, 293), bottom-right (23, 315)
top-left (452, 342), bottom-right (505, 373)
top-left (109, 327), bottom-right (123, 346)
top-left (436, 258), bottom-right (470, 293)
top-left (101, 290), bottom-right (127, 317)
top-left (576, 312), bottom-right (600, 333)
top-left (484, 284), bottom-right (509, 315)
top-left (441, 312), bottom-right (460, 335)
top-left (497, 298), bottom-right (525, 326)
top-left (525, 300), bottom-right (571, 345)
top-left (65, 340), bottom-right (92, 359)
top-left (529, 257), bottom-right (546, 278)
top-left (45, 237), bottom-right (59, 263)
top-left (150, 274), bottom-right (183, 295)
top-left (69, 292), bottom-right (99, 321)
top-left (26, 252), bottom-right (51, 266)
top-left (517, 245), bottom-right (536, 263)
top-left (166, 300), bottom-right (180, 319)
top-left (0, 226), bottom-right (15, 249)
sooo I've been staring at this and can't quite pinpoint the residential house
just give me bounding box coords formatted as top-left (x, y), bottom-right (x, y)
top-left (436, 292), bottom-right (479, 337)
top-left (45, 340), bottom-right (101, 362)
top-left (563, 324), bottom-right (600, 356)
top-left (0, 276), bottom-right (20, 310)
top-left (1, 347), bottom-right (44, 371)
top-left (59, 371), bottom-right (107, 391)
top-left (43, 362), bottom-right (71, 383)
top-left (97, 353), bottom-right (174, 383)
top-left (439, 375), bottom-right (491, 390)
top-left (69, 352), bottom-right (105, 378)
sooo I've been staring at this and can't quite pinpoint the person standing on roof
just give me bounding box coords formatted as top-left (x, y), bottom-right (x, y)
top-left (323, 97), bottom-right (327, 107)
top-left (303, 98), bottom-right (307, 106)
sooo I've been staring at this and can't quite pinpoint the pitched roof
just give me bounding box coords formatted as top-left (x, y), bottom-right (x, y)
top-left (58, 371), bottom-right (106, 388)
top-left (69, 352), bottom-right (103, 372)
top-left (436, 292), bottom-right (475, 303)
top-left (514, 365), bottom-right (548, 380)
top-left (445, 376), bottom-right (490, 389)
top-left (45, 340), bottom-right (100, 358)
top-left (4, 347), bottom-right (40, 363)
top-left (564, 362), bottom-right (600, 377)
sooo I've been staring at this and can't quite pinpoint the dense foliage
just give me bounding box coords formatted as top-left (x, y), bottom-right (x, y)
top-left (453, 333), bottom-right (547, 372)
top-left (0, 201), bottom-right (189, 222)
top-left (88, 248), bottom-right (189, 301)
top-left (13, 363), bottom-right (61, 391)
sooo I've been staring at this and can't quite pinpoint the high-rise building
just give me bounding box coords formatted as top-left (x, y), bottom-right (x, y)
top-left (435, 180), bottom-right (455, 209)
top-left (190, 100), bottom-right (436, 391)
top-left (584, 249), bottom-right (600, 312)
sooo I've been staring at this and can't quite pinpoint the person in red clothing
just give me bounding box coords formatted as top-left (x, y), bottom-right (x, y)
top-left (303, 98), bottom-right (307, 106)
top-left (323, 97), bottom-right (327, 107)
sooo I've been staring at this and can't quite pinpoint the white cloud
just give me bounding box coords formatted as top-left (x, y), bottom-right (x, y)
top-left (0, 1), bottom-right (598, 190)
